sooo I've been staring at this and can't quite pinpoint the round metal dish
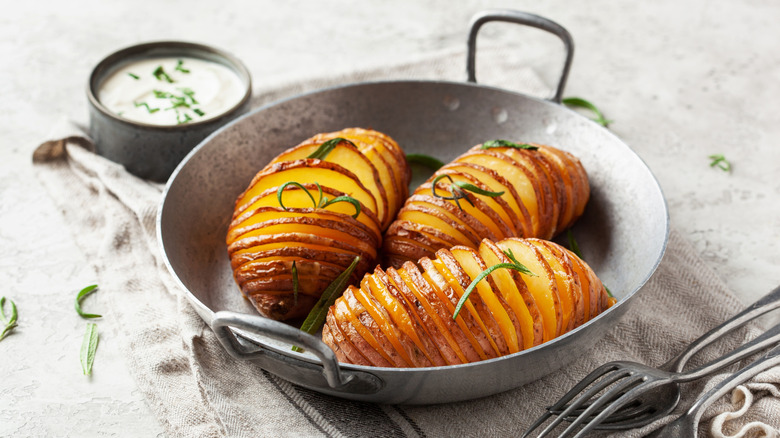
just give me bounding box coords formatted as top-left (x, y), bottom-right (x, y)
top-left (158, 10), bottom-right (669, 404)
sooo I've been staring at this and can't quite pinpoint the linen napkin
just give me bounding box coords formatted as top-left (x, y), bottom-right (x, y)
top-left (33, 47), bottom-right (780, 437)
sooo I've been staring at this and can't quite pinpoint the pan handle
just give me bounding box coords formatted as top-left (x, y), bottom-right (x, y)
top-left (467, 9), bottom-right (574, 104)
top-left (212, 311), bottom-right (383, 394)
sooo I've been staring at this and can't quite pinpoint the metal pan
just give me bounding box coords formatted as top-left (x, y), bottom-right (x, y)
top-left (157, 10), bottom-right (669, 405)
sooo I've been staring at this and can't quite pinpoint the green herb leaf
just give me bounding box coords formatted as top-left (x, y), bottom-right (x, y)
top-left (75, 285), bottom-right (101, 319)
top-left (708, 154), bottom-right (732, 172)
top-left (481, 140), bottom-right (538, 151)
top-left (406, 153), bottom-right (445, 170)
top-left (452, 181), bottom-right (504, 197)
top-left (453, 260), bottom-right (534, 319)
top-left (292, 261), bottom-right (299, 306)
top-left (431, 174), bottom-right (504, 211)
top-left (562, 97), bottom-right (612, 127)
top-left (176, 112), bottom-right (193, 125)
top-left (80, 323), bottom-right (99, 376)
top-left (153, 65), bottom-right (175, 83)
top-left (319, 196), bottom-right (361, 219)
top-left (306, 137), bottom-right (355, 160)
top-left (175, 59), bottom-right (190, 73)
top-left (566, 229), bottom-right (583, 259)
top-left (293, 256), bottom-right (361, 353)
top-left (127, 73), bottom-right (140, 80)
top-left (277, 181), bottom-right (319, 210)
top-left (179, 88), bottom-right (198, 104)
top-left (0, 296), bottom-right (18, 342)
top-left (193, 108), bottom-right (205, 117)
top-left (134, 102), bottom-right (160, 113)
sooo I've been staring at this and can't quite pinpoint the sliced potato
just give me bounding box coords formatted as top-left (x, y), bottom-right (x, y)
top-left (382, 141), bottom-right (589, 267)
top-left (270, 140), bottom-right (390, 229)
top-left (494, 238), bottom-right (562, 341)
top-left (324, 237), bottom-right (613, 368)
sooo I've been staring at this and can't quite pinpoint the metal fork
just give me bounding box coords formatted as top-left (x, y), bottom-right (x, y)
top-left (645, 342), bottom-right (780, 438)
top-left (521, 285), bottom-right (780, 438)
top-left (548, 284), bottom-right (780, 431)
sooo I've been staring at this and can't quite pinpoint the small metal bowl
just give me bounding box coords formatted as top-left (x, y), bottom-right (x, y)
top-left (87, 41), bottom-right (252, 182)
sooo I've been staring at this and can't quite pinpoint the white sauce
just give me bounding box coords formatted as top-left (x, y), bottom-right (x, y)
top-left (98, 56), bottom-right (245, 126)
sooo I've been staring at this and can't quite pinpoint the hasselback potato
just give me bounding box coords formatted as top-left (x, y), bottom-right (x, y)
top-left (227, 128), bottom-right (410, 320)
top-left (322, 237), bottom-right (612, 367)
top-left (382, 141), bottom-right (589, 268)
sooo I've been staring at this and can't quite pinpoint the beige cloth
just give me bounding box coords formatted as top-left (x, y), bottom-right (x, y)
top-left (33, 48), bottom-right (780, 437)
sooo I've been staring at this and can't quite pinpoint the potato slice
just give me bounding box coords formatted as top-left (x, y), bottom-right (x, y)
top-left (323, 315), bottom-right (372, 366)
top-left (235, 159), bottom-right (378, 220)
top-left (398, 262), bottom-right (479, 364)
top-left (270, 140), bottom-right (390, 229)
top-left (496, 238), bottom-right (562, 341)
top-left (435, 169), bottom-right (521, 237)
top-left (448, 246), bottom-right (522, 354)
top-left (488, 147), bottom-right (556, 239)
top-left (457, 151), bottom-right (539, 237)
top-left (345, 283), bottom-right (410, 367)
top-left (386, 266), bottom-right (459, 366)
top-left (355, 276), bottom-right (423, 367)
top-left (333, 291), bottom-right (395, 367)
top-left (432, 251), bottom-right (504, 359)
top-left (528, 239), bottom-right (577, 333)
top-left (478, 239), bottom-right (544, 350)
top-left (228, 208), bottom-right (379, 254)
top-left (441, 161), bottom-right (531, 238)
top-left (367, 270), bottom-right (441, 367)
top-left (233, 185), bottom-right (383, 241)
top-left (394, 209), bottom-right (474, 248)
top-left (420, 257), bottom-right (493, 361)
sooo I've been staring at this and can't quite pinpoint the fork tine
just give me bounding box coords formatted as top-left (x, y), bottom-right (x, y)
top-left (532, 368), bottom-right (634, 437)
top-left (521, 363), bottom-right (623, 437)
top-left (563, 375), bottom-right (647, 438)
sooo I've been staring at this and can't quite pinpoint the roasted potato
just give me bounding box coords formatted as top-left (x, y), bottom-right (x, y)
top-left (322, 238), bottom-right (611, 367)
top-left (227, 128), bottom-right (409, 320)
top-left (383, 142), bottom-right (589, 268)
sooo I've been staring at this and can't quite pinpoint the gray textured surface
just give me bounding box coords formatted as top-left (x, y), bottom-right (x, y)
top-left (2, 0), bottom-right (779, 435)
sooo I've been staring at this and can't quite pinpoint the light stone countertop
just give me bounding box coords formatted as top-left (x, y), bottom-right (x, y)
top-left (2, 0), bottom-right (779, 436)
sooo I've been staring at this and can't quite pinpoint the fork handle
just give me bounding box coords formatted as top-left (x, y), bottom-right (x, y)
top-left (686, 343), bottom-right (780, 426)
top-left (668, 284), bottom-right (780, 373)
top-left (676, 320), bottom-right (780, 382)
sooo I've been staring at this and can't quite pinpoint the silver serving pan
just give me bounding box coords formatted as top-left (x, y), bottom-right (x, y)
top-left (157, 10), bottom-right (669, 405)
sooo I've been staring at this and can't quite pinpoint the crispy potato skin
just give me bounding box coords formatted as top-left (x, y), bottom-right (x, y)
top-left (227, 128), bottom-right (408, 320)
top-left (382, 142), bottom-right (590, 269)
top-left (324, 237), bottom-right (611, 368)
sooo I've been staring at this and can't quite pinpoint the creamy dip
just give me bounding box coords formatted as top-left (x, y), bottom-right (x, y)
top-left (98, 56), bottom-right (245, 125)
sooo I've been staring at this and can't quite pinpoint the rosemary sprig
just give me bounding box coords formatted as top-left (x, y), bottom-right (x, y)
top-left (453, 249), bottom-right (535, 319)
top-left (0, 296), bottom-right (18, 342)
top-left (80, 323), bottom-right (99, 376)
top-left (306, 137), bottom-right (355, 160)
top-left (431, 174), bottom-right (504, 210)
top-left (708, 154), bottom-right (732, 172)
top-left (481, 140), bottom-right (538, 151)
top-left (75, 285), bottom-right (101, 319)
top-left (153, 65), bottom-right (175, 83)
top-left (292, 256), bottom-right (361, 353)
top-left (292, 261), bottom-right (299, 306)
top-left (277, 181), bottom-right (361, 218)
top-left (406, 153), bottom-right (445, 170)
top-left (562, 97), bottom-right (612, 127)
